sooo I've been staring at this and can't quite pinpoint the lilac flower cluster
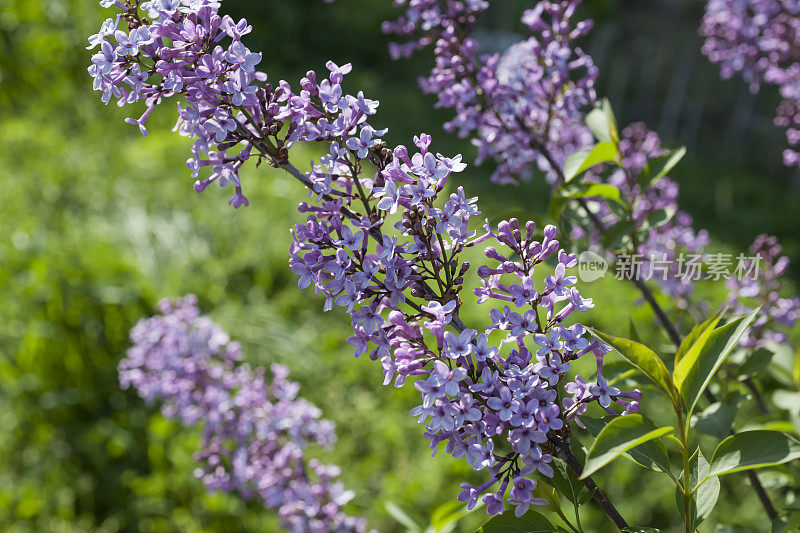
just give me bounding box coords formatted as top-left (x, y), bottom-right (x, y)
top-left (576, 123), bottom-right (710, 300)
top-left (701, 0), bottom-right (800, 167)
top-left (92, 0), bottom-right (639, 519)
top-left (379, 1), bottom-right (714, 302)
top-left (727, 235), bottom-right (800, 348)
top-left (382, 0), bottom-right (597, 185)
top-left (287, 124), bottom-right (640, 515)
top-left (119, 295), bottom-right (368, 533)
top-left (88, 0), bottom-right (387, 209)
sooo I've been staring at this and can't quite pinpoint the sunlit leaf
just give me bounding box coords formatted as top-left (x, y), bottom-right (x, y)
top-left (674, 308), bottom-right (760, 419)
top-left (582, 414), bottom-right (673, 479)
top-left (591, 329), bottom-right (681, 410)
top-left (704, 431), bottom-right (800, 484)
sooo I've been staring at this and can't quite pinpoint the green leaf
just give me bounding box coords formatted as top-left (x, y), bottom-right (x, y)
top-left (591, 329), bottom-right (681, 410)
top-left (628, 319), bottom-right (641, 343)
top-left (577, 486), bottom-right (596, 505)
top-left (564, 142), bottom-right (619, 182)
top-left (566, 183), bottom-right (623, 203)
top-left (385, 502), bottom-right (421, 532)
top-left (674, 308), bottom-right (760, 419)
top-left (691, 401), bottom-right (736, 438)
top-left (737, 347), bottom-right (775, 376)
top-left (533, 483), bottom-right (562, 514)
top-left (543, 457), bottom-right (585, 503)
top-left (773, 390), bottom-right (800, 416)
top-left (586, 98), bottom-right (619, 144)
top-left (429, 500), bottom-right (481, 532)
top-left (674, 310), bottom-right (725, 368)
top-left (480, 510), bottom-right (563, 532)
top-left (693, 449), bottom-right (720, 527)
top-left (676, 448), bottom-right (719, 531)
top-left (704, 431), bottom-right (800, 483)
top-left (602, 219), bottom-right (635, 251)
top-left (740, 420), bottom-right (797, 434)
top-left (794, 345), bottom-right (800, 388)
top-left (642, 207), bottom-right (676, 230)
top-left (623, 529), bottom-right (663, 532)
top-left (772, 511), bottom-right (800, 533)
top-left (583, 417), bottom-right (672, 475)
top-left (582, 414), bottom-right (673, 479)
top-left (549, 183), bottom-right (625, 221)
top-left (638, 146), bottom-right (686, 188)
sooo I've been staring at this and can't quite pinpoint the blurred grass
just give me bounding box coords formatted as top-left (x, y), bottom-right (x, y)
top-left (0, 0), bottom-right (798, 531)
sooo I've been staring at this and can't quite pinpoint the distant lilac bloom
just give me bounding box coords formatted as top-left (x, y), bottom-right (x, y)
top-left (727, 234), bottom-right (800, 348)
top-left (120, 296), bottom-right (368, 532)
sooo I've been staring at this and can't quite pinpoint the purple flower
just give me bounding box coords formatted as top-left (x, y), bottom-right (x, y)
top-left (471, 333), bottom-right (499, 362)
top-left (444, 329), bottom-right (475, 359)
top-left (589, 376), bottom-right (621, 408)
top-left (483, 492), bottom-right (505, 516)
top-left (431, 360), bottom-right (467, 396)
top-left (726, 234), bottom-right (800, 348)
top-left (225, 41), bottom-right (262, 73)
top-left (120, 296), bottom-right (368, 532)
top-left (545, 262), bottom-right (577, 296)
top-left (521, 447), bottom-right (554, 478)
top-left (346, 125), bottom-right (378, 159)
top-left (534, 403), bottom-right (563, 433)
top-left (92, 3), bottom-right (641, 519)
top-left (487, 386), bottom-right (516, 421)
top-left (508, 277), bottom-right (538, 307)
top-left (533, 330), bottom-right (562, 356)
top-left (466, 440), bottom-right (496, 471)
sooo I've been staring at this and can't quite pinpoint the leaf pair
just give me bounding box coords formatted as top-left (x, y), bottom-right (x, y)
top-left (594, 307), bottom-right (760, 423)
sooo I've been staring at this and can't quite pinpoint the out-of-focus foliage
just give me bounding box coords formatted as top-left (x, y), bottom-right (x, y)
top-left (0, 0), bottom-right (798, 531)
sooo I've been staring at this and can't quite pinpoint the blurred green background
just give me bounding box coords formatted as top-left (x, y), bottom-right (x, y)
top-left (0, 0), bottom-right (798, 531)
